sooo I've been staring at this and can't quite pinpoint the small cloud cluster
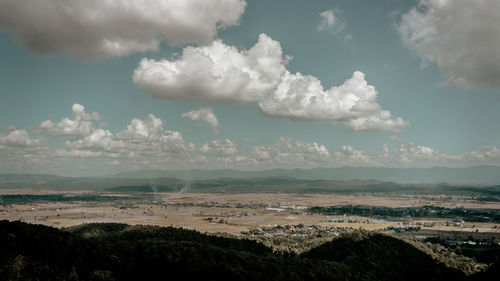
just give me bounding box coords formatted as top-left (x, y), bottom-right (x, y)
top-left (252, 137), bottom-right (330, 166)
top-left (334, 145), bottom-right (373, 166)
top-left (249, 137), bottom-right (500, 168)
top-left (38, 104), bottom-right (102, 139)
top-left (0, 129), bottom-right (42, 152)
top-left (381, 142), bottom-right (441, 164)
top-left (2, 104), bottom-right (500, 174)
top-left (40, 104), bottom-right (194, 160)
top-left (0, 130), bottom-right (47, 169)
top-left (181, 107), bottom-right (219, 134)
top-left (453, 146), bottom-right (500, 163)
top-left (134, 34), bottom-right (408, 131)
top-left (200, 139), bottom-right (238, 164)
top-left (0, 0), bottom-right (247, 59)
top-left (398, 0), bottom-right (500, 88)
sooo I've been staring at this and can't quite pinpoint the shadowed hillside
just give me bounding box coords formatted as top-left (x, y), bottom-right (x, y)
top-left (0, 221), bottom-right (498, 281)
top-left (301, 231), bottom-right (476, 280)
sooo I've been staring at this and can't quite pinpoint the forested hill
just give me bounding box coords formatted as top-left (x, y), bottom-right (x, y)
top-left (0, 221), bottom-right (499, 281)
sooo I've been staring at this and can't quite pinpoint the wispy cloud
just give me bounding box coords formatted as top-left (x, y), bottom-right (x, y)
top-left (317, 10), bottom-right (337, 31)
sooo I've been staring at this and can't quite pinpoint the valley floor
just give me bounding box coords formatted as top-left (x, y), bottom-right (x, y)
top-left (1, 190), bottom-right (499, 241)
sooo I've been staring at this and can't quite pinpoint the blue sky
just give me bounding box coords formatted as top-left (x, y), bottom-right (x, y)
top-left (1, 0), bottom-right (499, 176)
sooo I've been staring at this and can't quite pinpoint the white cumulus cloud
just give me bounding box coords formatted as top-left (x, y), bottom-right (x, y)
top-left (452, 146), bottom-right (500, 164)
top-left (334, 145), bottom-right (373, 165)
top-left (0, 130), bottom-right (41, 150)
top-left (252, 137), bottom-right (331, 165)
top-left (65, 115), bottom-right (194, 158)
top-left (38, 104), bottom-right (102, 139)
top-left (134, 34), bottom-right (409, 131)
top-left (398, 0), bottom-right (500, 88)
top-left (0, 130), bottom-right (48, 170)
top-left (116, 114), bottom-right (165, 141)
top-left (0, 0), bottom-right (247, 59)
top-left (259, 71), bottom-right (409, 131)
top-left (134, 34), bottom-right (286, 104)
top-left (200, 139), bottom-right (237, 156)
top-left (37, 104), bottom-right (194, 160)
top-left (390, 142), bottom-right (442, 163)
top-left (181, 107), bottom-right (220, 134)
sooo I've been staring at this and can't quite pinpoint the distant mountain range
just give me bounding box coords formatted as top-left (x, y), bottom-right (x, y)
top-left (1, 166), bottom-right (500, 191)
top-left (111, 166), bottom-right (500, 185)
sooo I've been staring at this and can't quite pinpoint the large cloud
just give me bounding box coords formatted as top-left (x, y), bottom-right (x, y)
top-left (134, 34), bottom-right (409, 131)
top-left (259, 71), bottom-right (409, 131)
top-left (398, 0), bottom-right (500, 88)
top-left (134, 34), bottom-right (286, 103)
top-left (0, 0), bottom-right (246, 59)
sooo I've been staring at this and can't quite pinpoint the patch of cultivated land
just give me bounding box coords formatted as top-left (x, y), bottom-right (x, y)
top-left (1, 191), bottom-right (499, 236)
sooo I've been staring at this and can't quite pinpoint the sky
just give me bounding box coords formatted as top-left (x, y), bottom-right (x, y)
top-left (0, 0), bottom-right (499, 176)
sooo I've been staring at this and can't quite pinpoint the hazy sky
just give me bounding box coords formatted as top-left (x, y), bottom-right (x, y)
top-left (1, 0), bottom-right (499, 176)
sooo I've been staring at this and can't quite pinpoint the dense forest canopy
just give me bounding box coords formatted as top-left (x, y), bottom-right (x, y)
top-left (1, 221), bottom-right (499, 281)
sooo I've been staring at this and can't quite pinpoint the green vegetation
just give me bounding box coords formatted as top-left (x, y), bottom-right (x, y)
top-left (424, 236), bottom-right (500, 264)
top-left (1, 221), bottom-right (499, 281)
top-left (0, 194), bottom-right (119, 205)
top-left (301, 231), bottom-right (480, 278)
top-left (0, 221), bottom-right (347, 281)
top-left (309, 205), bottom-right (500, 223)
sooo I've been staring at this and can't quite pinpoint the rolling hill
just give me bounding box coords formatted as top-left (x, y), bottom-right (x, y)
top-left (1, 221), bottom-right (497, 281)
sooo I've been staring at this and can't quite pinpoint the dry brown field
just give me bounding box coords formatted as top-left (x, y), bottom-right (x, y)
top-left (1, 190), bottom-right (499, 236)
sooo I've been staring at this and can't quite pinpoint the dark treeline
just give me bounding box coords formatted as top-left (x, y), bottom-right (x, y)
top-left (309, 205), bottom-right (500, 223)
top-left (0, 194), bottom-right (118, 205)
top-left (424, 236), bottom-right (500, 264)
top-left (1, 221), bottom-right (499, 281)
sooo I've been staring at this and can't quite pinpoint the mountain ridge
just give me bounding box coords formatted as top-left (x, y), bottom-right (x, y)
top-left (109, 165), bottom-right (500, 185)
